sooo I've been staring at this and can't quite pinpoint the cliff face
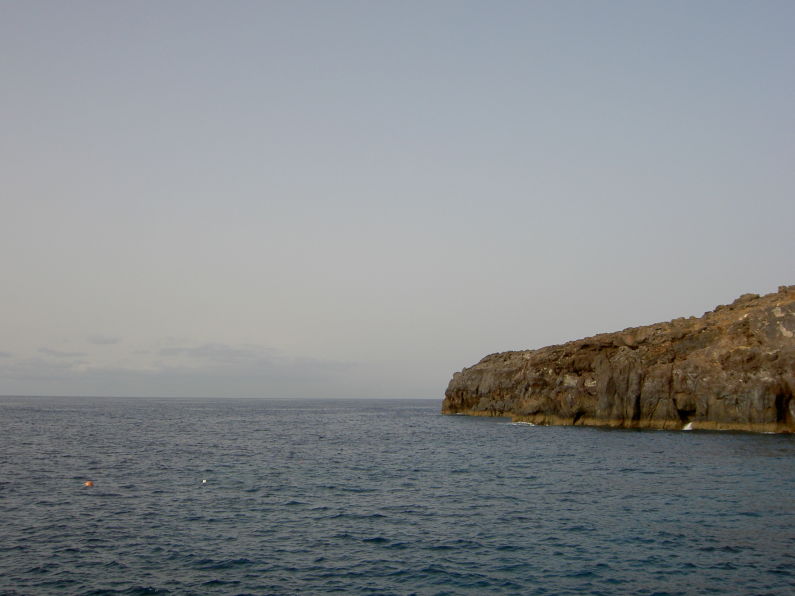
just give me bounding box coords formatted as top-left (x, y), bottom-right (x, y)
top-left (443, 286), bottom-right (795, 432)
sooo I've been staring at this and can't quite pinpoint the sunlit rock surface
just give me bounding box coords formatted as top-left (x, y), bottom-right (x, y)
top-left (442, 286), bottom-right (795, 432)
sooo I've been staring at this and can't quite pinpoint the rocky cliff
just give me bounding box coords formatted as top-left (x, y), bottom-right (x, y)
top-left (443, 286), bottom-right (795, 432)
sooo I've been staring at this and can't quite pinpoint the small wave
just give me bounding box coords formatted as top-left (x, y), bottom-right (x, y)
top-left (769, 565), bottom-right (793, 576)
top-left (495, 544), bottom-right (522, 552)
top-left (567, 569), bottom-right (597, 579)
top-left (194, 557), bottom-right (255, 570)
top-left (201, 579), bottom-right (242, 586)
top-left (332, 532), bottom-right (356, 540)
top-left (84, 588), bottom-right (170, 595)
top-left (102, 561), bottom-right (128, 569)
top-left (26, 564), bottom-right (57, 574)
top-left (328, 512), bottom-right (386, 520)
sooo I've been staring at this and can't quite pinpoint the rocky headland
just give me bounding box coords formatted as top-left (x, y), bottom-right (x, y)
top-left (442, 286), bottom-right (795, 432)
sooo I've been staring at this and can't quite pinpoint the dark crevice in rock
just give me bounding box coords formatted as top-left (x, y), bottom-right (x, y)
top-left (631, 394), bottom-right (641, 422)
top-left (676, 408), bottom-right (696, 425)
top-left (775, 394), bottom-right (793, 426)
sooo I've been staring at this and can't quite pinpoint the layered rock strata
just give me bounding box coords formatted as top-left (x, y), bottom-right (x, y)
top-left (442, 286), bottom-right (795, 432)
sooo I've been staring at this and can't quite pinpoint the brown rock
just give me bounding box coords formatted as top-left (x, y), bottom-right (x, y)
top-left (442, 285), bottom-right (795, 432)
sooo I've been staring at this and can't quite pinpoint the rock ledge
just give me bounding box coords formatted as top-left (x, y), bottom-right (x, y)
top-left (442, 286), bottom-right (795, 432)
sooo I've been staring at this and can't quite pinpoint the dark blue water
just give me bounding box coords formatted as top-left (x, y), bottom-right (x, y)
top-left (1, 397), bottom-right (794, 595)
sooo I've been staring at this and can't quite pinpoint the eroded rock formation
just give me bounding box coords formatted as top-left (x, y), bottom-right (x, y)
top-left (442, 286), bottom-right (795, 432)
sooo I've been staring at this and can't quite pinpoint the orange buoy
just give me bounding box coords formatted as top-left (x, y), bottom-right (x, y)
top-left (83, 480), bottom-right (94, 487)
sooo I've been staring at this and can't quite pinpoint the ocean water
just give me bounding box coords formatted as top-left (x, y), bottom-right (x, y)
top-left (1, 397), bottom-right (794, 595)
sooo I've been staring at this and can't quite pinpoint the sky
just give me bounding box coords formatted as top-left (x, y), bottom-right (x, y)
top-left (1, 1), bottom-right (793, 398)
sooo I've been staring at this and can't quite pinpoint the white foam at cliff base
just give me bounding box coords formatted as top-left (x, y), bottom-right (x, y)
top-left (682, 422), bottom-right (693, 431)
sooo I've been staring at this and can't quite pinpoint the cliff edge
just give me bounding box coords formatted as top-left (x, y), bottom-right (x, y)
top-left (442, 286), bottom-right (795, 432)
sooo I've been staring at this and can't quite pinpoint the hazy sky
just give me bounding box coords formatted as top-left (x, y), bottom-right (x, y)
top-left (2, 1), bottom-right (793, 398)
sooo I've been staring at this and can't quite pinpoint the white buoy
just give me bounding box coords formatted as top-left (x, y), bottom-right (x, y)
top-left (202, 479), bottom-right (207, 484)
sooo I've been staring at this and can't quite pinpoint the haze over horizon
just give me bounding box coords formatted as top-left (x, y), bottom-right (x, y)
top-left (2, 1), bottom-right (793, 398)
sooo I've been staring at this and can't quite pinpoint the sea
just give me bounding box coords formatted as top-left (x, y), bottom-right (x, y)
top-left (1, 397), bottom-right (794, 595)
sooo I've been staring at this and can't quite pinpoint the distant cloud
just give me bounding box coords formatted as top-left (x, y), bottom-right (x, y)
top-left (158, 342), bottom-right (277, 364)
top-left (154, 342), bottom-right (349, 382)
top-left (1, 341), bottom-right (355, 398)
top-left (0, 356), bottom-right (87, 381)
top-left (0, 351), bottom-right (11, 358)
top-left (87, 335), bottom-right (121, 345)
top-left (38, 347), bottom-right (87, 358)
